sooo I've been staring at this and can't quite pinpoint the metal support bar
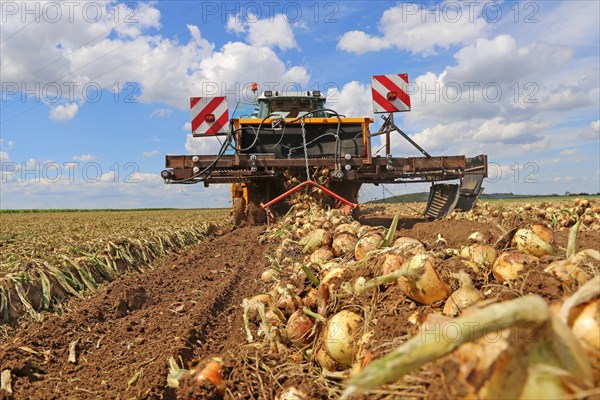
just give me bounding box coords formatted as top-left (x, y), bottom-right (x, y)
top-left (260, 180), bottom-right (357, 216)
top-left (374, 114), bottom-right (431, 158)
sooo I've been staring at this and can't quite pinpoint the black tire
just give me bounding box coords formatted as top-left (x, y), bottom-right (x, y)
top-left (352, 205), bottom-right (362, 221)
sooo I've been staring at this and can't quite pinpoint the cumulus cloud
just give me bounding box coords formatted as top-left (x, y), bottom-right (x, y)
top-left (0, 168), bottom-right (229, 209)
top-left (506, 1), bottom-right (600, 48)
top-left (225, 13), bottom-right (298, 50)
top-left (338, 2), bottom-right (488, 55)
top-left (184, 134), bottom-right (224, 154)
top-left (49, 103), bottom-right (79, 121)
top-left (182, 122), bottom-right (192, 131)
top-left (580, 120), bottom-right (600, 140)
top-left (1, 3), bottom-right (308, 116)
top-left (326, 81), bottom-right (373, 117)
top-left (472, 117), bottom-right (548, 143)
top-left (225, 15), bottom-right (246, 34)
top-left (445, 35), bottom-right (572, 84)
top-left (404, 35), bottom-right (577, 125)
top-left (0, 139), bottom-right (14, 163)
top-left (391, 117), bottom-right (550, 159)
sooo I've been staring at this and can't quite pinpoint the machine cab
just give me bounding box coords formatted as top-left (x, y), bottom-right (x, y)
top-left (252, 91), bottom-right (329, 119)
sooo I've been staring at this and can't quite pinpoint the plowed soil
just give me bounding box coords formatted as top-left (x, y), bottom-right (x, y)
top-left (0, 226), bottom-right (268, 399)
top-left (1, 217), bottom-right (598, 399)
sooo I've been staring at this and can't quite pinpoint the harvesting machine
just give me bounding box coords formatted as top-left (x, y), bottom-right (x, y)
top-left (161, 74), bottom-right (487, 224)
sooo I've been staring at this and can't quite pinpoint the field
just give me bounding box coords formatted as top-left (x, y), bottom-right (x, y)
top-left (0, 200), bottom-right (598, 399)
top-left (0, 209), bottom-right (228, 323)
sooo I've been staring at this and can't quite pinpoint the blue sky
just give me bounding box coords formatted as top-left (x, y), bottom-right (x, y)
top-left (1, 1), bottom-right (599, 209)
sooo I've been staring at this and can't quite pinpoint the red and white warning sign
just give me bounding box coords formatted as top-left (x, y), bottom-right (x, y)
top-left (370, 74), bottom-right (411, 113)
top-left (190, 96), bottom-right (229, 135)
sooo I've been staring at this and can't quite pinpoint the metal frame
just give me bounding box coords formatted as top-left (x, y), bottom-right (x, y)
top-left (260, 180), bottom-right (357, 222)
top-left (163, 154), bottom-right (487, 185)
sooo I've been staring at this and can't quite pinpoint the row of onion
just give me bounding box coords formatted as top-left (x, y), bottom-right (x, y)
top-left (170, 197), bottom-right (599, 399)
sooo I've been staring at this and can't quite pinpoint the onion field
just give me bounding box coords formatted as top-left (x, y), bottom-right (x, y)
top-left (0, 209), bottom-right (228, 323)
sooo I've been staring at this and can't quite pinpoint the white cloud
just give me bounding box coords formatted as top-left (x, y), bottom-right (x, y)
top-left (112, 2), bottom-right (161, 39)
top-left (225, 13), bottom-right (298, 50)
top-left (336, 31), bottom-right (389, 55)
top-left (182, 122), bottom-right (192, 131)
top-left (0, 140), bottom-right (14, 164)
top-left (581, 120), bottom-right (600, 140)
top-left (0, 168), bottom-right (230, 209)
top-left (142, 150), bottom-right (160, 157)
top-left (472, 117), bottom-right (548, 143)
top-left (72, 154), bottom-right (96, 161)
top-left (337, 2), bottom-right (488, 55)
top-left (225, 15), bottom-right (246, 34)
top-left (560, 148), bottom-right (579, 156)
top-left (505, 2), bottom-right (600, 48)
top-left (401, 35), bottom-right (577, 124)
top-left (326, 81), bottom-right (373, 117)
top-left (391, 118), bottom-right (550, 158)
top-left (49, 103), bottom-right (79, 121)
top-left (150, 108), bottom-right (172, 118)
top-left (184, 134), bottom-right (224, 154)
top-left (444, 35), bottom-right (572, 84)
top-left (1, 5), bottom-right (307, 117)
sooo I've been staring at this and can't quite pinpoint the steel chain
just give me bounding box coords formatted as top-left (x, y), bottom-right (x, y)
top-left (300, 118), bottom-right (311, 180)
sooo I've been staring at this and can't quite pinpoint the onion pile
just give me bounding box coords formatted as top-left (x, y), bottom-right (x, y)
top-left (447, 198), bottom-right (600, 231)
top-left (170, 196), bottom-right (599, 399)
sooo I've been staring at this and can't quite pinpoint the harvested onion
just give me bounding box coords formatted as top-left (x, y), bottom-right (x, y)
top-left (261, 268), bottom-right (280, 283)
top-left (323, 310), bottom-right (363, 366)
top-left (300, 229), bottom-right (332, 254)
top-left (570, 300), bottom-right (600, 357)
top-left (310, 247), bottom-right (334, 263)
top-left (378, 253), bottom-right (405, 276)
top-left (397, 254), bottom-right (449, 305)
top-left (333, 234), bottom-right (358, 257)
top-left (443, 271), bottom-right (483, 316)
top-left (286, 309), bottom-right (314, 347)
top-left (460, 244), bottom-right (496, 266)
top-left (492, 251), bottom-right (536, 282)
top-left (392, 237), bottom-right (425, 255)
top-left (354, 233), bottom-right (383, 261)
top-left (334, 223), bottom-right (359, 237)
top-left (194, 357), bottom-right (225, 394)
top-left (512, 225), bottom-right (556, 257)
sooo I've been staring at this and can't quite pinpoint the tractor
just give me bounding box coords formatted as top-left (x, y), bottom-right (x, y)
top-left (161, 74), bottom-right (487, 224)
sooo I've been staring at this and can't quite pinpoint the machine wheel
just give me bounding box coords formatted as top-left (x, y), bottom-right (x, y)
top-left (352, 205), bottom-right (361, 220)
top-left (233, 197), bottom-right (246, 226)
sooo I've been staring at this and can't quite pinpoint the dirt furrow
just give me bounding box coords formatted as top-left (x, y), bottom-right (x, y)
top-left (0, 226), bottom-right (267, 399)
